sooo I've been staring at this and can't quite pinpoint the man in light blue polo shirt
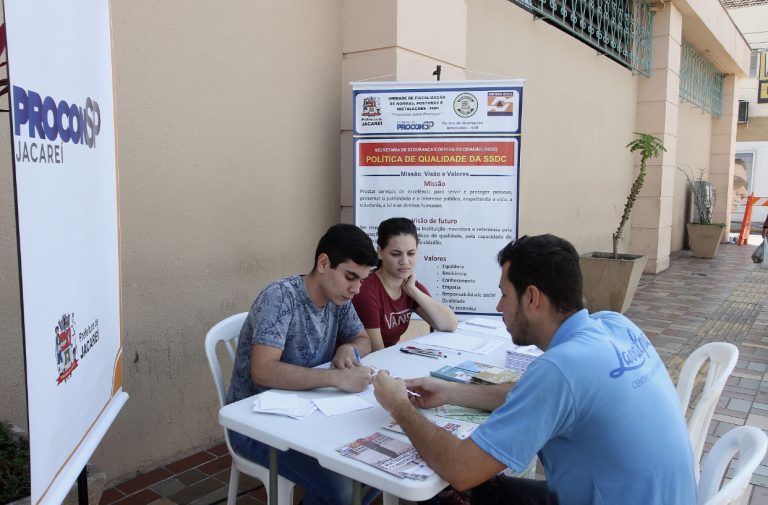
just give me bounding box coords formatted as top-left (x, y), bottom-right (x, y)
top-left (373, 234), bottom-right (697, 505)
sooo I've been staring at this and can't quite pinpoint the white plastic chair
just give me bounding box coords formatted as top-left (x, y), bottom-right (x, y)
top-left (205, 312), bottom-right (296, 505)
top-left (676, 342), bottom-right (739, 476)
top-left (697, 425), bottom-right (768, 505)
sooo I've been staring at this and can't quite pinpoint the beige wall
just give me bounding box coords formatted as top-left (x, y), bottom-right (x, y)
top-left (0, 88), bottom-right (24, 430)
top-left (673, 101), bottom-right (714, 250)
top-left (100, 0), bottom-right (345, 481)
top-left (0, 0), bottom-right (345, 483)
top-left (738, 116), bottom-right (768, 141)
top-left (465, 0), bottom-right (638, 255)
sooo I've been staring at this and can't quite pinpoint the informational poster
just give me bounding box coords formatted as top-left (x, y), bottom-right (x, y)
top-left (352, 80), bottom-right (524, 314)
top-left (4, 1), bottom-right (127, 503)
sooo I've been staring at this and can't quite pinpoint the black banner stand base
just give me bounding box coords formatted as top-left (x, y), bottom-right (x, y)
top-left (78, 466), bottom-right (89, 505)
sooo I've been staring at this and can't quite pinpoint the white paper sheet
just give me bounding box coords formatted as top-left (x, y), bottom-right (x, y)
top-left (414, 331), bottom-right (504, 355)
top-left (313, 395), bottom-right (373, 416)
top-left (259, 392), bottom-right (305, 410)
top-left (459, 317), bottom-right (509, 338)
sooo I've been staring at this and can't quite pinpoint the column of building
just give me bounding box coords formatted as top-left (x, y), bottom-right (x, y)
top-left (339, 0), bottom-right (468, 223)
top-left (710, 75), bottom-right (739, 227)
top-left (631, 4), bottom-right (682, 273)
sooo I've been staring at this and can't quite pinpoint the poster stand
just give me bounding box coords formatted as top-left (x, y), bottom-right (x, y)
top-left (77, 468), bottom-right (88, 505)
top-left (352, 79), bottom-right (524, 314)
top-left (3, 1), bottom-right (127, 503)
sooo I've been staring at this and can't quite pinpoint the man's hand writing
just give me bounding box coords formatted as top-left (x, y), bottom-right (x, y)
top-left (334, 366), bottom-right (372, 393)
top-left (332, 344), bottom-right (359, 369)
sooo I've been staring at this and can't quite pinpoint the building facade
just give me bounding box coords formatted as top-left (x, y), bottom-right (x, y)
top-left (0, 0), bottom-right (750, 483)
top-left (726, 0), bottom-right (768, 228)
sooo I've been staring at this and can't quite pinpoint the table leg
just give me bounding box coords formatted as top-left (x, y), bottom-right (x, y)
top-left (382, 492), bottom-right (399, 505)
top-left (352, 480), bottom-right (362, 505)
top-left (269, 447), bottom-right (278, 505)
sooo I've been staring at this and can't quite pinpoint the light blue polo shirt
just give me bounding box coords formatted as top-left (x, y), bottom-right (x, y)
top-left (472, 309), bottom-right (697, 505)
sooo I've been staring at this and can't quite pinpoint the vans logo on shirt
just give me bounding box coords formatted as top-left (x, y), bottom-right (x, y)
top-left (384, 309), bottom-right (412, 329)
top-left (608, 331), bottom-right (652, 379)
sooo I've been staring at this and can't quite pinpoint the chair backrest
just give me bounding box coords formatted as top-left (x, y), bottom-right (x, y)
top-left (205, 312), bottom-right (249, 409)
top-left (698, 425), bottom-right (768, 505)
top-left (676, 342), bottom-right (738, 475)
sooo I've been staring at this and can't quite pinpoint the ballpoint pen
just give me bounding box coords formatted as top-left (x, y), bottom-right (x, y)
top-left (400, 348), bottom-right (440, 359)
top-left (403, 346), bottom-right (446, 357)
top-left (404, 346), bottom-right (436, 354)
top-left (353, 347), bottom-right (362, 365)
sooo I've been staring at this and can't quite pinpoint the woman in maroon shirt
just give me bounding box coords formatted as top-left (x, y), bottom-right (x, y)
top-left (353, 217), bottom-right (457, 351)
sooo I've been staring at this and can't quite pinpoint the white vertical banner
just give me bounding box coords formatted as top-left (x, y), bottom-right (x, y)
top-left (352, 80), bottom-right (524, 314)
top-left (4, 1), bottom-right (127, 504)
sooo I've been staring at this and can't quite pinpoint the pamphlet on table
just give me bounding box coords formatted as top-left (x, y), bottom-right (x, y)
top-left (430, 360), bottom-right (521, 385)
top-left (337, 432), bottom-right (434, 480)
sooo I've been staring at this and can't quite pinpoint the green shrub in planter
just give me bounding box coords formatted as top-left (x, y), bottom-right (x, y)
top-left (0, 422), bottom-right (30, 503)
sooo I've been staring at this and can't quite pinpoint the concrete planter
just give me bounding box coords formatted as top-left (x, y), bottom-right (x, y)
top-left (687, 223), bottom-right (724, 259)
top-left (579, 253), bottom-right (647, 313)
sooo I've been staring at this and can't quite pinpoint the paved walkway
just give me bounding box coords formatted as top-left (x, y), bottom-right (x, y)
top-left (98, 240), bottom-right (768, 505)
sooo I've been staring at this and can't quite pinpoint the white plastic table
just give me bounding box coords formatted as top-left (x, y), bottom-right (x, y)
top-left (218, 323), bottom-right (511, 505)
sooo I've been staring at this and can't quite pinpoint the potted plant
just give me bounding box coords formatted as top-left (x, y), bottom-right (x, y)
top-left (1, 421), bottom-right (30, 504)
top-left (580, 133), bottom-right (666, 313)
top-left (2, 421), bottom-right (105, 505)
top-left (679, 167), bottom-right (726, 259)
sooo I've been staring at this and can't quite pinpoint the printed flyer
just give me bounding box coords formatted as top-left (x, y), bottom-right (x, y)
top-left (352, 80), bottom-right (524, 314)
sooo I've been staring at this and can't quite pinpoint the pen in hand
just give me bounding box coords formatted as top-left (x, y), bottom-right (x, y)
top-left (353, 347), bottom-right (362, 365)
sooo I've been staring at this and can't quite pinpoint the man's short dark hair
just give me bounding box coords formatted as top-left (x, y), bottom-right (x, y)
top-left (497, 234), bottom-right (584, 314)
top-left (314, 224), bottom-right (378, 270)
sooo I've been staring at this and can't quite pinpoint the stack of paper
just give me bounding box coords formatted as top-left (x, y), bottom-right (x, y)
top-left (504, 344), bottom-right (542, 372)
top-left (510, 344), bottom-right (542, 356)
top-left (253, 391), bottom-right (316, 419)
top-left (504, 351), bottom-right (537, 372)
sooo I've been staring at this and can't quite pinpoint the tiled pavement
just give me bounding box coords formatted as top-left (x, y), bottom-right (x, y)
top-left (99, 239), bottom-right (768, 505)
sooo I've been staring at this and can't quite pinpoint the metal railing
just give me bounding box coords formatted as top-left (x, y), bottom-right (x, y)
top-left (680, 40), bottom-right (724, 118)
top-left (509, 0), bottom-right (653, 76)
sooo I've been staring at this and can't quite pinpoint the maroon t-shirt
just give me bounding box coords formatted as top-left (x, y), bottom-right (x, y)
top-left (352, 273), bottom-right (430, 347)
